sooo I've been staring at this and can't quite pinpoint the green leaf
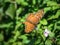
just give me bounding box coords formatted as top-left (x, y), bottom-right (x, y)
top-left (16, 0), bottom-right (28, 6)
top-left (48, 24), bottom-right (53, 30)
top-left (47, 15), bottom-right (54, 20)
top-left (40, 19), bottom-right (48, 25)
top-left (32, 0), bottom-right (36, 5)
top-left (4, 0), bottom-right (11, 2)
top-left (19, 35), bottom-right (27, 40)
top-left (3, 42), bottom-right (9, 45)
top-left (48, 24), bottom-right (53, 28)
top-left (47, 1), bottom-right (58, 6)
top-left (57, 21), bottom-right (60, 24)
top-left (0, 7), bottom-right (3, 16)
top-left (43, 0), bottom-right (50, 4)
top-left (37, 24), bottom-right (41, 29)
top-left (8, 38), bottom-right (15, 43)
top-left (48, 10), bottom-right (60, 20)
top-left (16, 0), bottom-right (24, 4)
top-left (0, 33), bottom-right (4, 41)
top-left (15, 23), bottom-right (22, 31)
top-left (44, 7), bottom-right (51, 13)
top-left (0, 0), bottom-right (4, 5)
top-left (54, 10), bottom-right (60, 18)
top-left (56, 10), bottom-right (60, 16)
top-left (17, 42), bottom-right (23, 45)
top-left (39, 42), bottom-right (44, 45)
top-left (21, 2), bottom-right (28, 6)
top-left (45, 39), bottom-right (52, 45)
top-left (35, 39), bottom-right (41, 45)
top-left (38, 29), bottom-right (43, 34)
top-left (18, 35), bottom-right (30, 44)
top-left (12, 42), bottom-right (17, 45)
top-left (56, 26), bottom-right (60, 30)
top-left (5, 4), bottom-right (16, 19)
top-left (23, 39), bottom-right (30, 44)
top-left (0, 7), bottom-right (4, 20)
top-left (16, 7), bottom-right (23, 16)
top-left (49, 32), bottom-right (55, 38)
top-left (0, 22), bottom-right (13, 28)
top-left (52, 6), bottom-right (60, 10)
top-left (14, 31), bottom-right (20, 40)
top-left (57, 40), bottom-right (60, 45)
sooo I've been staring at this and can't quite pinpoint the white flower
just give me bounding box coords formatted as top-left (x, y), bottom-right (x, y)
top-left (44, 29), bottom-right (50, 37)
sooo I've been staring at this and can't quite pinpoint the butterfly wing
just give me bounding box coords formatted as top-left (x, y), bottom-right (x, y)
top-left (24, 9), bottom-right (44, 33)
top-left (24, 21), bottom-right (35, 33)
top-left (35, 9), bottom-right (44, 19)
top-left (26, 13), bottom-right (39, 25)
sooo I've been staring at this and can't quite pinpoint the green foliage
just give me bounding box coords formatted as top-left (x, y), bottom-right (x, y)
top-left (0, 33), bottom-right (4, 41)
top-left (45, 39), bottom-right (52, 45)
top-left (0, 0), bottom-right (60, 45)
top-left (40, 19), bottom-right (48, 25)
top-left (5, 4), bottom-right (16, 19)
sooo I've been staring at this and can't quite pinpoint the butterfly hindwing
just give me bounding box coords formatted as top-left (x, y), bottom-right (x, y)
top-left (24, 21), bottom-right (35, 33)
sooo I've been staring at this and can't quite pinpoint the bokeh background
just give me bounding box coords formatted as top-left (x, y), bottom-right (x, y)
top-left (0, 0), bottom-right (60, 45)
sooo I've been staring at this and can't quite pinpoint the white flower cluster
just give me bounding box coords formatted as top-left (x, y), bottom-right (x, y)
top-left (44, 29), bottom-right (50, 37)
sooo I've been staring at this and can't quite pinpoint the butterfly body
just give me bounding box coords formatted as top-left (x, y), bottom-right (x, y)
top-left (24, 9), bottom-right (44, 33)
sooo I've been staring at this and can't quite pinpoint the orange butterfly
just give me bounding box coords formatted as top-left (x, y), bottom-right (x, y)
top-left (24, 9), bottom-right (44, 33)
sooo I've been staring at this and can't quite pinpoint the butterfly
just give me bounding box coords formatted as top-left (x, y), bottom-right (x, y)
top-left (24, 9), bottom-right (44, 33)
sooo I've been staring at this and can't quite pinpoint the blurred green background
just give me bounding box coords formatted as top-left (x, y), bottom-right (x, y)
top-left (0, 0), bottom-right (60, 45)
